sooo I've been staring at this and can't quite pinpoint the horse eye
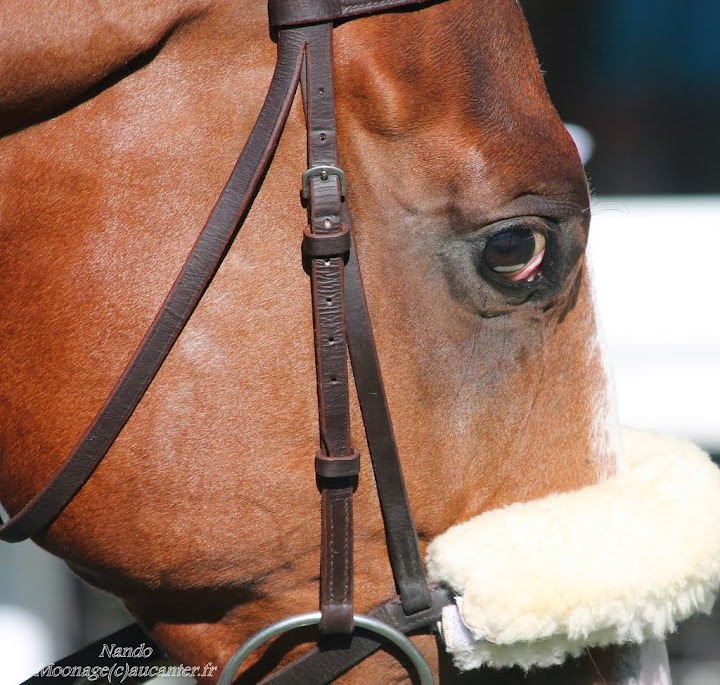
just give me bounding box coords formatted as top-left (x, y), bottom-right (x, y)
top-left (483, 226), bottom-right (546, 281)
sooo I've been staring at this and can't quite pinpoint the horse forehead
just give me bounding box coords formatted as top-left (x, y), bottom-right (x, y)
top-left (334, 4), bottom-right (584, 199)
top-left (335, 2), bottom-right (540, 105)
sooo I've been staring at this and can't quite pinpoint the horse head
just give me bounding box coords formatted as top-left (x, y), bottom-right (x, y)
top-left (2, 1), bottom-right (708, 683)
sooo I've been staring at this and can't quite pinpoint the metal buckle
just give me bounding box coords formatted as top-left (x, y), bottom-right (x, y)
top-left (301, 165), bottom-right (346, 200)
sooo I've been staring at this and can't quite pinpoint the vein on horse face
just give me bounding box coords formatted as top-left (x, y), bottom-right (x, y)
top-left (513, 328), bottom-right (549, 450)
top-left (450, 314), bottom-right (485, 414)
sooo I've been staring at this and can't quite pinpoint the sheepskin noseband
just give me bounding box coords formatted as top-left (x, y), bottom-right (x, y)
top-left (426, 429), bottom-right (720, 671)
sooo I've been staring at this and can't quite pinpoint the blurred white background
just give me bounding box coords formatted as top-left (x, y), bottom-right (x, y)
top-left (589, 196), bottom-right (720, 453)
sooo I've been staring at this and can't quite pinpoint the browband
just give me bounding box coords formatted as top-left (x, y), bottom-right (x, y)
top-left (268, 0), bottom-right (433, 27)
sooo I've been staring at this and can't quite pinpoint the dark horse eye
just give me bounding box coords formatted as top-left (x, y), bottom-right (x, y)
top-left (484, 226), bottom-right (546, 281)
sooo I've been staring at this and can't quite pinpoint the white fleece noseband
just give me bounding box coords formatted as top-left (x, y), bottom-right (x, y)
top-left (426, 429), bottom-right (720, 671)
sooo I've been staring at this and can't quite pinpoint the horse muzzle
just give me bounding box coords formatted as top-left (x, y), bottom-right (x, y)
top-left (427, 429), bottom-right (720, 675)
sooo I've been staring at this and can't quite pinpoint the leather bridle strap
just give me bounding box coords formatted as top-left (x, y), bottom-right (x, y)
top-left (302, 21), bottom-right (357, 634)
top-left (297, 13), bottom-right (431, 627)
top-left (0, 28), bottom-right (307, 543)
top-left (268, 0), bottom-right (434, 27)
top-left (343, 214), bottom-right (432, 616)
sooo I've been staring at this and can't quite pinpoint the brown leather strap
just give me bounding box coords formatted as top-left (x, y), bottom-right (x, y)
top-left (344, 227), bottom-right (432, 616)
top-left (315, 448), bottom-right (360, 478)
top-left (268, 0), bottom-right (434, 27)
top-left (301, 17), bottom-right (430, 627)
top-left (263, 585), bottom-right (452, 684)
top-left (292, 0), bottom-right (431, 625)
top-left (302, 21), bottom-right (357, 635)
top-left (0, 28), bottom-right (307, 543)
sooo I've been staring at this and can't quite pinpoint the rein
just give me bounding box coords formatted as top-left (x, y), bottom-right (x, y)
top-left (6, 0), bottom-right (454, 682)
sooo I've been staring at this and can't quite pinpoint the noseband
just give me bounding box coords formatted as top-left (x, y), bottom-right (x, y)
top-left (2, 0), bottom-right (454, 682)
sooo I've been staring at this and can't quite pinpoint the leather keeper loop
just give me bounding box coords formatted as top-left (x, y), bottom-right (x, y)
top-left (302, 226), bottom-right (351, 257)
top-left (320, 603), bottom-right (355, 635)
top-left (316, 448), bottom-right (361, 478)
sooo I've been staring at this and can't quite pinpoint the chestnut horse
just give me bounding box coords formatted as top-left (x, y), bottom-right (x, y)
top-left (0, 0), bottom-right (669, 683)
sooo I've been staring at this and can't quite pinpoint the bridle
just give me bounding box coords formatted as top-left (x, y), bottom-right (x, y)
top-left (2, 1), bottom-right (455, 682)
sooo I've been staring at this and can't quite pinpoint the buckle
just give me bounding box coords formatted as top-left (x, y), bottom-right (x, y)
top-left (301, 165), bottom-right (346, 200)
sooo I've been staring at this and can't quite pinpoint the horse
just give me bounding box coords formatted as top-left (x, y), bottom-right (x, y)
top-left (0, 0), bottom-right (675, 682)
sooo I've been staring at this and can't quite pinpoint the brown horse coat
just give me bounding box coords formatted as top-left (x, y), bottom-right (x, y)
top-left (0, 0), bottom-right (669, 682)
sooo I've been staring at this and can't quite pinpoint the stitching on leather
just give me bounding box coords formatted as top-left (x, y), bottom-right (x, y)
top-left (328, 495), bottom-right (335, 603)
top-left (343, 494), bottom-right (350, 603)
top-left (342, 0), bottom-right (412, 13)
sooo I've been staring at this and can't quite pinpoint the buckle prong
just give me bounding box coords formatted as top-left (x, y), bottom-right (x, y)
top-left (302, 165), bottom-right (346, 200)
